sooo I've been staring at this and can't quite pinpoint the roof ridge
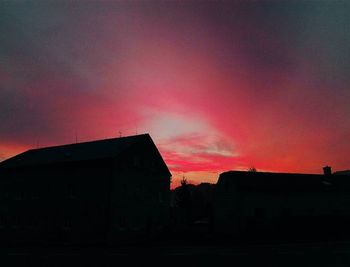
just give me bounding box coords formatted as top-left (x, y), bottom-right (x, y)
top-left (0, 133), bottom-right (151, 168)
top-left (28, 133), bottom-right (150, 152)
top-left (222, 170), bottom-right (323, 176)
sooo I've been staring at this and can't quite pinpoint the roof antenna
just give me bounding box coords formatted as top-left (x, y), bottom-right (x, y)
top-left (119, 131), bottom-right (122, 138)
top-left (75, 131), bottom-right (78, 143)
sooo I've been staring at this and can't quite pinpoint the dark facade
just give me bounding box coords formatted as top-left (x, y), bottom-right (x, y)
top-left (0, 134), bottom-right (171, 245)
top-left (213, 170), bottom-right (350, 240)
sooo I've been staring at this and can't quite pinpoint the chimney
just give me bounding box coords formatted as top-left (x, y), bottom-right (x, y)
top-left (323, 166), bottom-right (332, 176)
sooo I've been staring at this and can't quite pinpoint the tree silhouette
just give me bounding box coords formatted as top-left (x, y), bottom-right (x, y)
top-left (177, 177), bottom-right (190, 208)
top-left (175, 176), bottom-right (192, 226)
top-left (248, 167), bottom-right (257, 172)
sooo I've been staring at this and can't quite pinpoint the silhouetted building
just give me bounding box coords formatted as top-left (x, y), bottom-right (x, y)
top-left (0, 134), bottom-right (171, 245)
top-left (323, 165), bottom-right (332, 176)
top-left (334, 170), bottom-right (350, 176)
top-left (213, 170), bottom-right (350, 240)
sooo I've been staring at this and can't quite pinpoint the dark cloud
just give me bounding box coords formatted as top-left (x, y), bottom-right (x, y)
top-left (0, 86), bottom-right (55, 143)
top-left (0, 1), bottom-right (349, 175)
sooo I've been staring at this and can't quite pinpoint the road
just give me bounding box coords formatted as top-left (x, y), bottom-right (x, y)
top-left (2, 241), bottom-right (350, 266)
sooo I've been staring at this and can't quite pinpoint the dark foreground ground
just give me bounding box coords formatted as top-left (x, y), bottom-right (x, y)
top-left (2, 240), bottom-right (350, 267)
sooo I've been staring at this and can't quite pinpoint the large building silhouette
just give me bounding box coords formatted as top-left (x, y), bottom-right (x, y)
top-left (0, 134), bottom-right (171, 245)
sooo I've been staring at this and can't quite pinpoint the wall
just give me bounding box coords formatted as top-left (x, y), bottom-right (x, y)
top-left (213, 176), bottom-right (350, 239)
top-left (0, 159), bottom-right (112, 245)
top-left (108, 139), bottom-right (171, 242)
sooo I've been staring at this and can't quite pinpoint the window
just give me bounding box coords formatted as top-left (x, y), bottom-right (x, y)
top-left (254, 208), bottom-right (265, 219)
top-left (224, 180), bottom-right (230, 193)
top-left (63, 216), bottom-right (72, 229)
top-left (307, 208), bottom-right (315, 216)
top-left (18, 216), bottom-right (22, 227)
top-left (134, 186), bottom-right (142, 199)
top-left (158, 192), bottom-right (164, 203)
top-left (150, 159), bottom-right (155, 170)
top-left (66, 184), bottom-right (76, 198)
top-left (26, 216), bottom-right (31, 228)
top-left (119, 216), bottom-right (127, 229)
top-left (33, 192), bottom-right (39, 199)
top-left (32, 217), bottom-right (38, 228)
top-left (15, 192), bottom-right (25, 200)
top-left (332, 209), bottom-right (341, 216)
top-left (280, 208), bottom-right (292, 218)
top-left (122, 184), bottom-right (127, 197)
top-left (0, 215), bottom-right (6, 227)
top-left (2, 193), bottom-right (9, 200)
top-left (133, 157), bottom-right (141, 168)
top-left (12, 215), bottom-right (20, 228)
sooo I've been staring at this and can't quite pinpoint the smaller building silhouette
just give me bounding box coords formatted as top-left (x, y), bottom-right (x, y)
top-left (0, 134), bottom-right (171, 245)
top-left (213, 169), bottom-right (350, 240)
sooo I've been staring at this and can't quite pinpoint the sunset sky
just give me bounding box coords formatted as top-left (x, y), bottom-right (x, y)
top-left (1, 1), bottom-right (349, 188)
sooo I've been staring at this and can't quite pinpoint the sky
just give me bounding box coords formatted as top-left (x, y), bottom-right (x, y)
top-left (1, 1), bottom-right (349, 188)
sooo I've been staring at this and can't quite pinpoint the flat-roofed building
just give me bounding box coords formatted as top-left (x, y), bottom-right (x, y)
top-left (213, 170), bottom-right (350, 240)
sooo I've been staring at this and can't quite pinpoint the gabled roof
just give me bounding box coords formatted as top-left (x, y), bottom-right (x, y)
top-left (0, 134), bottom-right (157, 169)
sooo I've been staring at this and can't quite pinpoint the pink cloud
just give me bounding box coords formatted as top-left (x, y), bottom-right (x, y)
top-left (1, 2), bottom-right (350, 186)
